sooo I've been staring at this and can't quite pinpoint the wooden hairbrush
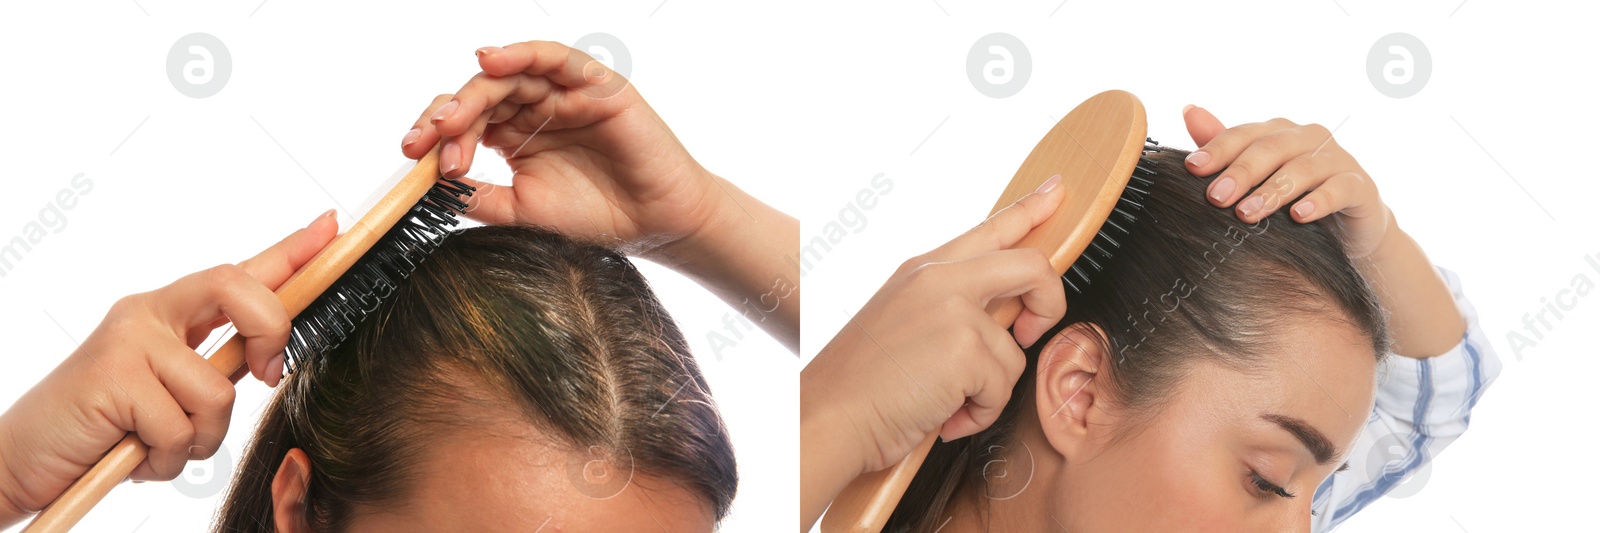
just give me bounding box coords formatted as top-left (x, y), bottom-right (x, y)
top-left (23, 148), bottom-right (475, 533)
top-left (821, 89), bottom-right (1156, 532)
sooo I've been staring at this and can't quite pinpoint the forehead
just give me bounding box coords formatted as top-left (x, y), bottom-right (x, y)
top-left (1178, 313), bottom-right (1378, 451)
top-left (349, 420), bottom-right (714, 532)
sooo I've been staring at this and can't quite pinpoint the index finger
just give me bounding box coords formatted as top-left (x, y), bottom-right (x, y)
top-left (236, 210), bottom-right (339, 292)
top-left (186, 211), bottom-right (334, 349)
top-left (928, 247), bottom-right (1067, 349)
top-left (478, 40), bottom-right (631, 100)
top-left (432, 72), bottom-right (556, 138)
top-left (1185, 117), bottom-right (1298, 177)
top-left (477, 40), bottom-right (611, 88)
top-left (921, 174), bottom-right (1064, 264)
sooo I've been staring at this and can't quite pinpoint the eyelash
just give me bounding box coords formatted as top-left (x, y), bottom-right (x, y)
top-left (1249, 471), bottom-right (1297, 500)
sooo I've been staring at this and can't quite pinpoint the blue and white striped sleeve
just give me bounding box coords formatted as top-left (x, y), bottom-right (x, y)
top-left (1309, 267), bottom-right (1502, 532)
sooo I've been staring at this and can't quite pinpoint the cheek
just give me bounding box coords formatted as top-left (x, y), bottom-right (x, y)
top-left (1140, 428), bottom-right (1253, 531)
top-left (1055, 422), bottom-right (1249, 532)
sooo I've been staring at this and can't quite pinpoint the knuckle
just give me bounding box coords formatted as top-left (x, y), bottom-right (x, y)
top-left (929, 285), bottom-right (968, 316)
top-left (1302, 122), bottom-right (1331, 139)
top-left (897, 255), bottom-right (931, 277)
top-left (1228, 157), bottom-right (1258, 178)
top-left (163, 424), bottom-right (196, 451)
top-left (954, 325), bottom-right (986, 352)
top-left (203, 382), bottom-right (237, 411)
top-left (1286, 153), bottom-right (1317, 171)
top-left (987, 333), bottom-right (1018, 361)
top-left (1019, 248), bottom-right (1051, 270)
top-left (106, 295), bottom-right (143, 322)
top-left (1006, 349), bottom-right (1029, 376)
top-left (1265, 166), bottom-right (1300, 192)
top-left (267, 308), bottom-right (292, 336)
top-left (560, 44), bottom-right (595, 63)
top-left (1255, 131), bottom-right (1289, 152)
top-left (462, 75), bottom-right (493, 98)
top-left (1000, 350), bottom-right (1025, 376)
top-left (156, 458), bottom-right (184, 480)
top-left (190, 446), bottom-right (217, 461)
top-left (204, 263), bottom-right (249, 286)
top-left (200, 267), bottom-right (244, 302)
top-left (1267, 117), bottom-right (1297, 128)
top-left (1209, 127), bottom-right (1240, 146)
top-left (905, 261), bottom-right (945, 286)
top-left (982, 363), bottom-right (1017, 396)
top-left (102, 297), bottom-right (154, 338)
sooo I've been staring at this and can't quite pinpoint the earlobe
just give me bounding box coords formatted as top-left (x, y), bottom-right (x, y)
top-left (271, 448), bottom-right (313, 533)
top-left (1034, 323), bottom-right (1109, 461)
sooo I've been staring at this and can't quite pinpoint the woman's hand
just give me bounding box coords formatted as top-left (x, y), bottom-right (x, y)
top-left (401, 40), bottom-right (722, 259)
top-left (402, 40), bottom-right (800, 350)
top-left (0, 213), bottom-right (338, 527)
top-left (1180, 105), bottom-right (1465, 357)
top-left (1180, 105), bottom-right (1392, 258)
top-left (800, 177), bottom-right (1068, 528)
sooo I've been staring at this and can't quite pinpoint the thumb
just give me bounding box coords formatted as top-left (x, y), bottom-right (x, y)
top-left (1183, 104), bottom-right (1227, 148)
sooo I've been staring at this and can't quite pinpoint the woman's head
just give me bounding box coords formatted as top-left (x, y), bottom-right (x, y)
top-left (216, 225), bottom-right (736, 532)
top-left (891, 147), bottom-right (1389, 532)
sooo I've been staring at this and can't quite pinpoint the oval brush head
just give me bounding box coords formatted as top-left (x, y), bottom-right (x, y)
top-left (977, 90), bottom-right (1152, 322)
top-left (821, 89), bottom-right (1153, 533)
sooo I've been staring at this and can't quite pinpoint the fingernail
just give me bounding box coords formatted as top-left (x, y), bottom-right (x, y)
top-left (1293, 201), bottom-right (1314, 218)
top-left (188, 445), bottom-right (205, 458)
top-left (1182, 104), bottom-right (1195, 115)
top-left (308, 209), bottom-right (335, 227)
top-left (1035, 174), bottom-right (1061, 194)
top-left (441, 143), bottom-right (461, 174)
top-left (1186, 150), bottom-right (1210, 168)
top-left (402, 128), bottom-right (421, 148)
top-left (1238, 195), bottom-right (1264, 216)
top-left (1208, 177), bottom-right (1235, 203)
top-left (266, 352), bottom-right (286, 387)
top-left (475, 46), bottom-right (503, 59)
top-left (132, 479), bottom-right (145, 484)
top-left (430, 100), bottom-right (459, 123)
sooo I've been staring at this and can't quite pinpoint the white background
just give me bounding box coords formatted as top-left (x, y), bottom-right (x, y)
top-left (1, 0), bottom-right (1597, 532)
top-left (795, 1), bottom-right (1597, 533)
top-left (0, 0), bottom-right (798, 531)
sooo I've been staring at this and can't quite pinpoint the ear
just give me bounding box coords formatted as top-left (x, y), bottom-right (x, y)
top-left (272, 448), bottom-right (314, 533)
top-left (1034, 323), bottom-right (1111, 461)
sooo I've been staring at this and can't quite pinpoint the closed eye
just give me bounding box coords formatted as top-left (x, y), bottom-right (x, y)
top-left (1249, 471), bottom-right (1296, 499)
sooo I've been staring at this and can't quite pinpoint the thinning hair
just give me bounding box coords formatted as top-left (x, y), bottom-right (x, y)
top-left (215, 225), bottom-right (737, 532)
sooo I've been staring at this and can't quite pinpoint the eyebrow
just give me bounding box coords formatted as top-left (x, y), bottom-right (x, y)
top-left (1260, 413), bottom-right (1338, 465)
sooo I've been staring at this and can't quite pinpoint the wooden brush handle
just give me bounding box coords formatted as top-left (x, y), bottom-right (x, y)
top-left (23, 149), bottom-right (443, 533)
top-left (820, 90), bottom-right (1146, 532)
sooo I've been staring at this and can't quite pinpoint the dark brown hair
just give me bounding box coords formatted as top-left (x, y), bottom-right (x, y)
top-left (214, 225), bottom-right (737, 531)
top-left (886, 147), bottom-right (1390, 531)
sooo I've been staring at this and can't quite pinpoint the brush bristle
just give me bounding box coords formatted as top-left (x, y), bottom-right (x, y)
top-left (1061, 138), bottom-right (1159, 294)
top-left (283, 177), bottom-right (476, 374)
